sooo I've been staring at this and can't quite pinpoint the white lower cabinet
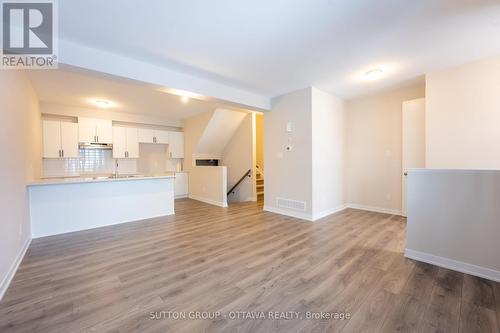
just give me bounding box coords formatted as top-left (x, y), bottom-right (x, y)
top-left (174, 172), bottom-right (188, 198)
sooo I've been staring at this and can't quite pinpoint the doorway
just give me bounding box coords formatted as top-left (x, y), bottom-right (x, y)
top-left (402, 98), bottom-right (425, 216)
top-left (255, 114), bottom-right (264, 202)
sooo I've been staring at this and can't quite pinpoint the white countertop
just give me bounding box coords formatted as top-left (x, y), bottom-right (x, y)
top-left (28, 174), bottom-right (175, 186)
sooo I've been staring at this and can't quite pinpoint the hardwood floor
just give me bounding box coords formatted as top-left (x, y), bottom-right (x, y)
top-left (1, 199), bottom-right (499, 332)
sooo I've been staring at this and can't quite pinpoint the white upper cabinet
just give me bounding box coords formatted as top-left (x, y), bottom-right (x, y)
top-left (113, 126), bottom-right (139, 158)
top-left (125, 128), bottom-right (139, 158)
top-left (78, 117), bottom-right (113, 143)
top-left (96, 119), bottom-right (113, 143)
top-left (42, 120), bottom-right (79, 158)
top-left (137, 128), bottom-right (169, 144)
top-left (156, 130), bottom-right (169, 144)
top-left (60, 122), bottom-right (80, 158)
top-left (138, 128), bottom-right (155, 143)
top-left (43, 120), bottom-right (61, 158)
top-left (168, 131), bottom-right (184, 158)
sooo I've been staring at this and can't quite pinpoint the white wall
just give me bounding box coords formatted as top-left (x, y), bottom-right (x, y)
top-left (406, 169), bottom-right (500, 282)
top-left (426, 55), bottom-right (500, 169)
top-left (345, 85), bottom-right (425, 214)
top-left (184, 111), bottom-right (216, 169)
top-left (0, 71), bottom-right (41, 299)
top-left (311, 87), bottom-right (346, 219)
top-left (264, 88), bottom-right (313, 219)
top-left (188, 166), bottom-right (228, 207)
top-left (194, 109), bottom-right (247, 159)
top-left (264, 87), bottom-right (346, 220)
top-left (221, 113), bottom-right (255, 202)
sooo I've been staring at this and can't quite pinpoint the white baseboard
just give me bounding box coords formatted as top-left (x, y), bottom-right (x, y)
top-left (263, 206), bottom-right (313, 221)
top-left (346, 203), bottom-right (402, 216)
top-left (264, 205), bottom-right (347, 222)
top-left (0, 237), bottom-right (31, 301)
top-left (175, 194), bottom-right (189, 199)
top-left (312, 205), bottom-right (347, 221)
top-left (189, 194), bottom-right (228, 208)
top-left (405, 248), bottom-right (500, 283)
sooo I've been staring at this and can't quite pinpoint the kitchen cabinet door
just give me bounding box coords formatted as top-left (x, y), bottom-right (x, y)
top-left (112, 126), bottom-right (127, 158)
top-left (138, 128), bottom-right (155, 143)
top-left (42, 120), bottom-right (62, 158)
top-left (174, 173), bottom-right (188, 197)
top-left (168, 131), bottom-right (184, 158)
top-left (60, 122), bottom-right (79, 158)
top-left (155, 130), bottom-right (170, 144)
top-left (126, 128), bottom-right (139, 158)
top-left (95, 119), bottom-right (113, 143)
top-left (78, 117), bottom-right (97, 143)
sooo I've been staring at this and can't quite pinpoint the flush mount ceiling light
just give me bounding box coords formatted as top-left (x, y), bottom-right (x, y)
top-left (94, 100), bottom-right (110, 108)
top-left (181, 96), bottom-right (189, 103)
top-left (364, 69), bottom-right (384, 81)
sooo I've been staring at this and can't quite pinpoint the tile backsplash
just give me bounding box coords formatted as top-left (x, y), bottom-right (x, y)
top-left (43, 149), bottom-right (137, 178)
top-left (136, 143), bottom-right (183, 175)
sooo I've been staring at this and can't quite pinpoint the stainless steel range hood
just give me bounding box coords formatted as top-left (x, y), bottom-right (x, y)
top-left (79, 142), bottom-right (113, 150)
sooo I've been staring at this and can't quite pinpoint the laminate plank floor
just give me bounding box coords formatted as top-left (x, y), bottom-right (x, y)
top-left (1, 199), bottom-right (499, 332)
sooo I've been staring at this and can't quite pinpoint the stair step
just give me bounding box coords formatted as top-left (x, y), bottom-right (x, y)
top-left (257, 191), bottom-right (264, 195)
top-left (257, 184), bottom-right (264, 189)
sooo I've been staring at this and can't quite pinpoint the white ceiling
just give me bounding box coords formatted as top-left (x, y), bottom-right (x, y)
top-left (58, 0), bottom-right (500, 99)
top-left (27, 68), bottom-right (247, 120)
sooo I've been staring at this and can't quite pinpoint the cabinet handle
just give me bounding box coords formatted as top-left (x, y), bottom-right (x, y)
top-left (154, 136), bottom-right (156, 143)
top-left (58, 149), bottom-right (61, 157)
top-left (62, 150), bottom-right (64, 158)
top-left (97, 135), bottom-right (99, 143)
top-left (170, 152), bottom-right (172, 158)
top-left (126, 151), bottom-right (128, 158)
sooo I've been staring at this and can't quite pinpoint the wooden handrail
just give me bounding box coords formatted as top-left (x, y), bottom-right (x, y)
top-left (227, 169), bottom-right (251, 195)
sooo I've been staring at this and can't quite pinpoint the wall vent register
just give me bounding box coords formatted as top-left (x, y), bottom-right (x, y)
top-left (276, 197), bottom-right (306, 212)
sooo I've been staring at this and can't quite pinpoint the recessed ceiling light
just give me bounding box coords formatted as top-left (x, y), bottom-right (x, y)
top-left (365, 69), bottom-right (384, 81)
top-left (181, 96), bottom-right (189, 103)
top-left (95, 100), bottom-right (110, 108)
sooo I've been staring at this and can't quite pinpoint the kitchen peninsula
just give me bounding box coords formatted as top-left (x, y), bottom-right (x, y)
top-left (28, 175), bottom-right (175, 238)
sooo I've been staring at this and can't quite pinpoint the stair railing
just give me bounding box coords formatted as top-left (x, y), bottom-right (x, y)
top-left (227, 169), bottom-right (252, 195)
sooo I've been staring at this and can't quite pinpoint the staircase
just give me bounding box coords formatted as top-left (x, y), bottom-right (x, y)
top-left (256, 166), bottom-right (264, 201)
